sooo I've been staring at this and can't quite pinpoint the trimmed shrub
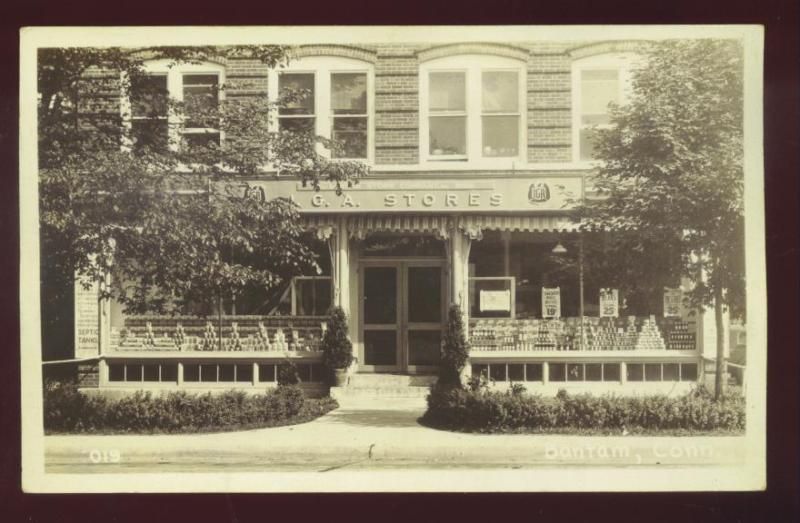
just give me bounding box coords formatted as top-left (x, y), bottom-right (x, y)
top-left (422, 385), bottom-right (745, 434)
top-left (439, 304), bottom-right (469, 386)
top-left (43, 380), bottom-right (337, 434)
top-left (277, 359), bottom-right (301, 386)
top-left (321, 307), bottom-right (354, 380)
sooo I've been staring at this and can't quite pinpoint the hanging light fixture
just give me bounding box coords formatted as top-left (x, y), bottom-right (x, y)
top-left (552, 241), bottom-right (567, 254)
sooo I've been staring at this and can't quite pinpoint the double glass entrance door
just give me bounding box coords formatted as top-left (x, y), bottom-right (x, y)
top-left (361, 261), bottom-right (445, 373)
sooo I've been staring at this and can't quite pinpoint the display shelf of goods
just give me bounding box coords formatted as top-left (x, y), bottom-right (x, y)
top-left (470, 316), bottom-right (674, 352)
top-left (663, 319), bottom-right (696, 351)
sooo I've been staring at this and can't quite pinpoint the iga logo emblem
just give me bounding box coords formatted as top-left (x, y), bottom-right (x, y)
top-left (528, 183), bottom-right (551, 203)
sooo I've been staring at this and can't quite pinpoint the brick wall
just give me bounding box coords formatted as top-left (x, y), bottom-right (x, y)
top-left (80, 39), bottom-right (640, 166)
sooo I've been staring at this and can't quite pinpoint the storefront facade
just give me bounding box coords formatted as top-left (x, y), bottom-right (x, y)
top-left (73, 38), bottom-right (724, 395)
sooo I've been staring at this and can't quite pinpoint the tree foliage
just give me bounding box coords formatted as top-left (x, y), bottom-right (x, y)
top-left (580, 39), bottom-right (745, 320)
top-left (38, 46), bottom-right (368, 325)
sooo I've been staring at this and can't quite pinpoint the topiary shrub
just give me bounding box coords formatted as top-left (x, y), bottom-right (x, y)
top-left (277, 359), bottom-right (301, 386)
top-left (321, 306), bottom-right (354, 377)
top-left (439, 304), bottom-right (470, 386)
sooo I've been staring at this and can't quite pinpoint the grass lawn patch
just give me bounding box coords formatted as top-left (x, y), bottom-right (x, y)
top-left (44, 380), bottom-right (338, 435)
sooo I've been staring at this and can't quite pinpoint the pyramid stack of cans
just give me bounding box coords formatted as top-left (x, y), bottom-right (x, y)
top-left (470, 316), bottom-right (673, 352)
top-left (634, 315), bottom-right (667, 350)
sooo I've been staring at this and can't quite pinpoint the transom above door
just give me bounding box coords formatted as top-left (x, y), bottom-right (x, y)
top-left (360, 260), bottom-right (445, 373)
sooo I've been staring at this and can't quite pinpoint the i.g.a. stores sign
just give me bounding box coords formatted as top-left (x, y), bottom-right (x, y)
top-left (239, 176), bottom-right (583, 213)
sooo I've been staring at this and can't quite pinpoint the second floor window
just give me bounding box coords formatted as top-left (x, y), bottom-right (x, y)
top-left (274, 57), bottom-right (372, 161)
top-left (573, 53), bottom-right (638, 162)
top-left (124, 61), bottom-right (224, 153)
top-left (421, 55), bottom-right (525, 163)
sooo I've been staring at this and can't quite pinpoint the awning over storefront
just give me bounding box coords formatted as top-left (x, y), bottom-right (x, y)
top-left (301, 213), bottom-right (580, 240)
top-left (457, 215), bottom-right (580, 235)
top-left (347, 215), bottom-right (451, 239)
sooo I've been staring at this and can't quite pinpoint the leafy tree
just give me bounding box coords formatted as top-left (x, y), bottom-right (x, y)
top-left (439, 304), bottom-right (470, 387)
top-left (38, 46), bottom-right (367, 358)
top-left (579, 40), bottom-right (745, 398)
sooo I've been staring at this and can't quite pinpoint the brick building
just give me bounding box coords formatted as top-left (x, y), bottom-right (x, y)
top-left (70, 37), bottom-right (728, 397)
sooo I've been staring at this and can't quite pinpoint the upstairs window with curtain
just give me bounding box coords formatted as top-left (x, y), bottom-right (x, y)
top-left (428, 71), bottom-right (467, 158)
top-left (331, 72), bottom-right (368, 159)
top-left (129, 74), bottom-right (168, 152)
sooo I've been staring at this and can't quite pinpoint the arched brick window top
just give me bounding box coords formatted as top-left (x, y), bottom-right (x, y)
top-left (568, 40), bottom-right (649, 60)
top-left (417, 43), bottom-right (530, 63)
top-left (290, 45), bottom-right (378, 64)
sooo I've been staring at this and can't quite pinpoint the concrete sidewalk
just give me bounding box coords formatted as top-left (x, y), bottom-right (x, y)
top-left (45, 398), bottom-right (747, 473)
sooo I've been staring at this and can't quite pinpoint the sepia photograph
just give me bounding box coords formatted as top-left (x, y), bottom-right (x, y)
top-left (19, 24), bottom-right (766, 493)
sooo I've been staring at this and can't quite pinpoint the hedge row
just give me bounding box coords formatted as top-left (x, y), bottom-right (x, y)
top-left (422, 385), bottom-right (745, 433)
top-left (44, 380), bottom-right (337, 434)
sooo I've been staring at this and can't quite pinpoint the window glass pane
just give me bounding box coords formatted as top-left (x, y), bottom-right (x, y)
top-left (490, 364), bottom-right (507, 382)
top-left (184, 364), bottom-right (200, 382)
top-left (363, 267), bottom-right (397, 324)
top-left (603, 363), bottom-right (621, 382)
top-left (235, 364), bottom-right (253, 383)
top-left (183, 131), bottom-right (220, 151)
top-left (310, 364), bottom-right (325, 382)
top-left (297, 364), bottom-right (312, 382)
top-left (279, 117), bottom-right (315, 134)
top-left (482, 71), bottom-right (518, 112)
top-left (332, 73), bottom-right (367, 114)
top-left (549, 363), bottom-right (566, 382)
top-left (219, 364), bottom-right (235, 382)
top-left (508, 364), bottom-right (525, 381)
top-left (131, 75), bottom-right (168, 117)
top-left (161, 364), bottom-right (178, 382)
top-left (567, 363), bottom-right (584, 381)
top-left (259, 364), bottom-right (276, 382)
top-left (581, 69), bottom-right (618, 123)
top-left (314, 279), bottom-right (332, 315)
top-left (183, 74), bottom-right (219, 128)
top-left (279, 73), bottom-right (315, 115)
top-left (200, 364), bottom-right (218, 382)
top-left (126, 364), bottom-right (143, 382)
top-left (408, 330), bottom-right (441, 366)
top-left (579, 127), bottom-right (597, 161)
top-left (681, 363), bottom-right (698, 381)
top-left (131, 120), bottom-right (169, 152)
top-left (525, 363), bottom-right (543, 382)
top-left (429, 72), bottom-right (465, 111)
top-left (109, 364), bottom-right (125, 382)
top-left (143, 364), bottom-right (160, 382)
top-left (429, 116), bottom-right (466, 156)
top-left (332, 117), bottom-right (367, 158)
top-left (645, 363), bottom-right (662, 381)
top-left (469, 278), bottom-right (513, 319)
top-left (627, 363), bottom-right (644, 382)
top-left (585, 363), bottom-right (603, 381)
top-left (408, 267), bottom-right (441, 323)
top-left (472, 364), bottom-right (488, 378)
top-left (482, 115), bottom-right (519, 157)
top-left (295, 279), bottom-right (315, 316)
top-left (663, 363), bottom-right (680, 381)
top-left (363, 330), bottom-right (397, 366)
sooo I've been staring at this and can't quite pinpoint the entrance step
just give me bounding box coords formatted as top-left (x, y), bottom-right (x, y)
top-left (330, 373), bottom-right (436, 401)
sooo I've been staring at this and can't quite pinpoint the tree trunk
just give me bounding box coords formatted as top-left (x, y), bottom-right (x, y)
top-left (714, 283), bottom-right (727, 400)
